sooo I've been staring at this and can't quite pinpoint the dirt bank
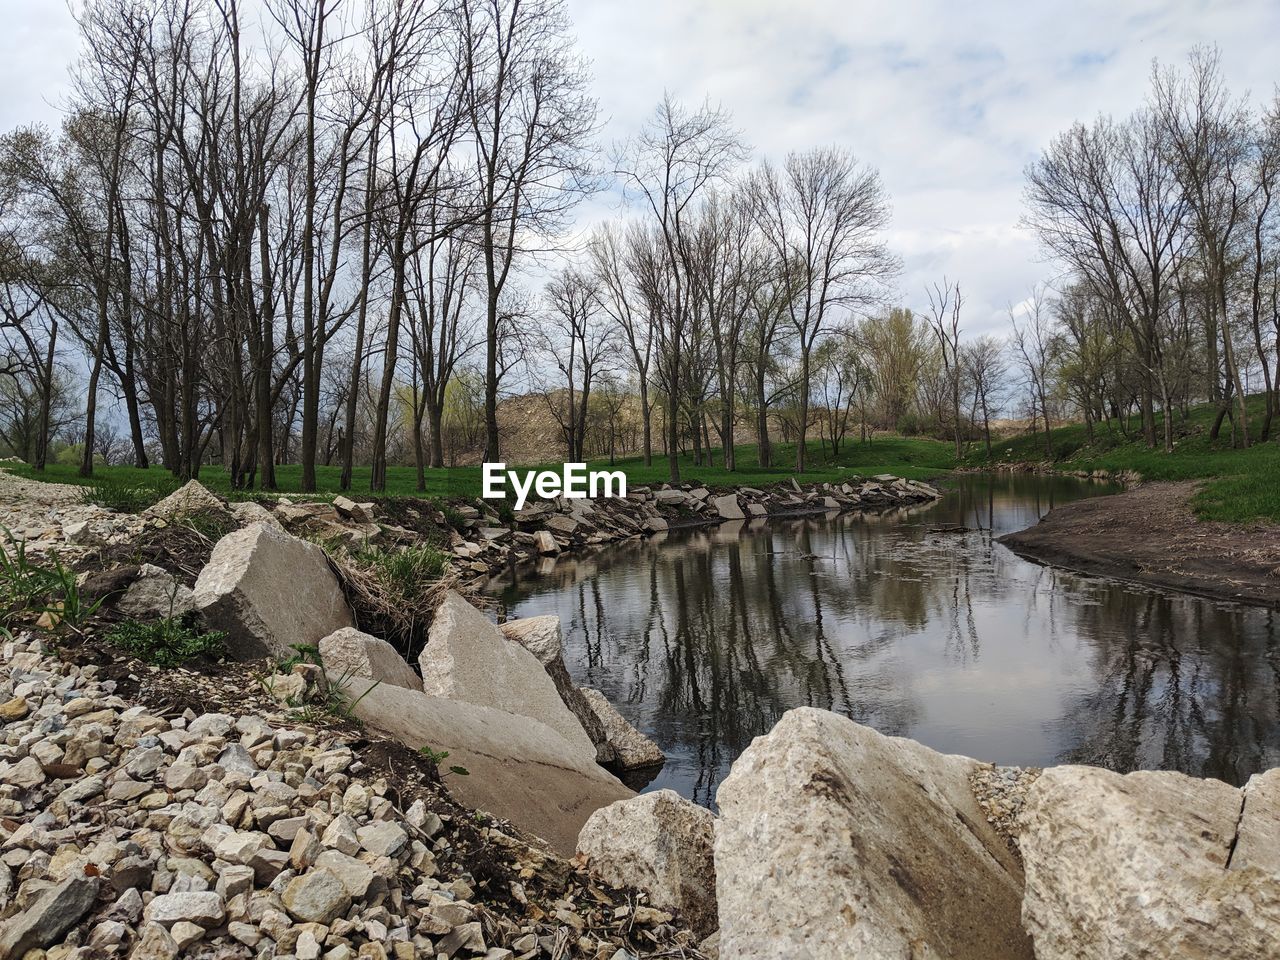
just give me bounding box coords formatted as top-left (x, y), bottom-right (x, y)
top-left (999, 481), bottom-right (1280, 608)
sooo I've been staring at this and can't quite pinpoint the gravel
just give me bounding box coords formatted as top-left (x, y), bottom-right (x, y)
top-left (0, 634), bottom-right (712, 959)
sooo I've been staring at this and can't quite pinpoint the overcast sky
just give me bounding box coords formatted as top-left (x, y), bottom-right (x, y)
top-left (3, 0), bottom-right (1279, 339)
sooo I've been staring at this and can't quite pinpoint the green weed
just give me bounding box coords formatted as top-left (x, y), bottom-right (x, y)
top-left (105, 616), bottom-right (226, 668)
top-left (419, 745), bottom-right (470, 778)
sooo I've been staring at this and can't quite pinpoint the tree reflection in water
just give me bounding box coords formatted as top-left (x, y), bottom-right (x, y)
top-left (487, 475), bottom-right (1280, 806)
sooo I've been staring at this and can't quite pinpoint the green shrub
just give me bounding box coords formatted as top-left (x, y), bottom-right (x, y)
top-left (494, 499), bottom-right (515, 525)
top-left (105, 616), bottom-right (226, 667)
top-left (356, 544), bottom-right (448, 596)
top-left (44, 559), bottom-right (102, 630)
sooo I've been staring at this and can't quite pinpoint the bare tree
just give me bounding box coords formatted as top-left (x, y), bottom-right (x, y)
top-left (925, 278), bottom-right (964, 456)
top-left (1152, 46), bottom-right (1254, 445)
top-left (1009, 289), bottom-right (1058, 456)
top-left (752, 147), bottom-right (897, 473)
top-left (616, 94), bottom-right (745, 481)
top-left (537, 264), bottom-right (613, 460)
top-left (460, 0), bottom-right (598, 464)
top-left (588, 221), bottom-right (654, 464)
top-left (961, 335), bottom-right (1006, 456)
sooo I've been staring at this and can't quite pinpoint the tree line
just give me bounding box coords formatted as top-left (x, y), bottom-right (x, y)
top-left (0, 0), bottom-right (596, 489)
top-left (2, 6), bottom-right (1273, 489)
top-left (1019, 46), bottom-right (1280, 454)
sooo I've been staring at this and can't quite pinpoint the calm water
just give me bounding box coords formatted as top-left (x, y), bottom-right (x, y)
top-left (486, 475), bottom-right (1280, 806)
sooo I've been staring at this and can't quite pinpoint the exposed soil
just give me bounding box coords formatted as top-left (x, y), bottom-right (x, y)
top-left (999, 480), bottom-right (1280, 608)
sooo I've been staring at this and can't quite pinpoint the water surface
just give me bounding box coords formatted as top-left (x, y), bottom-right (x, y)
top-left (487, 474), bottom-right (1280, 806)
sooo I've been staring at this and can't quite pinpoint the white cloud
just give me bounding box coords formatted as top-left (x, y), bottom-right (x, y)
top-left (567, 0), bottom-right (1280, 337)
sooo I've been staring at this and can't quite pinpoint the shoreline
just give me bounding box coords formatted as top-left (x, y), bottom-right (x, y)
top-left (998, 480), bottom-right (1280, 609)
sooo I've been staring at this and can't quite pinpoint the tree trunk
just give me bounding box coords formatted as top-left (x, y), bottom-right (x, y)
top-left (795, 350), bottom-right (810, 473)
top-left (639, 380), bottom-right (652, 467)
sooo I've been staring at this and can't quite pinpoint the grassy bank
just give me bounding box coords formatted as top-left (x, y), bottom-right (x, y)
top-left (962, 395), bottom-right (1280, 524)
top-left (2, 435), bottom-right (955, 508)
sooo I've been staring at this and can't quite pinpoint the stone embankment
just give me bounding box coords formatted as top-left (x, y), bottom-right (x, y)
top-left (443, 475), bottom-right (942, 583)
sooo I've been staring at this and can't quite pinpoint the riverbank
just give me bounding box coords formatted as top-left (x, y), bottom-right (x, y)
top-left (1000, 480), bottom-right (1280, 608)
top-left (1, 435), bottom-right (954, 503)
top-left (4, 468), bottom-right (1279, 959)
top-left (962, 395), bottom-right (1280, 524)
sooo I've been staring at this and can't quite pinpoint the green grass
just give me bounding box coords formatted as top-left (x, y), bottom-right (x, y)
top-left (1, 436), bottom-right (955, 504)
top-left (962, 394), bottom-right (1280, 524)
top-left (81, 476), bottom-right (180, 512)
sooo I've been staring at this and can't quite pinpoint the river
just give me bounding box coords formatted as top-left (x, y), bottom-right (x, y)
top-left (486, 474), bottom-right (1280, 806)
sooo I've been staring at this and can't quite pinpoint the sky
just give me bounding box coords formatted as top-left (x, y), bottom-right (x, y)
top-left (3, 0), bottom-right (1279, 339)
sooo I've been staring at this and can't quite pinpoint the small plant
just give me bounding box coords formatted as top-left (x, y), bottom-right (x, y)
top-left (264, 645), bottom-right (381, 726)
top-left (275, 642), bottom-right (322, 673)
top-left (105, 616), bottom-right (225, 667)
top-left (436, 501), bottom-right (469, 533)
top-left (81, 478), bottom-right (176, 514)
top-left (43, 557), bottom-right (103, 631)
top-left (307, 666), bottom-right (380, 723)
top-left (419, 745), bottom-right (470, 778)
top-left (0, 532), bottom-right (59, 627)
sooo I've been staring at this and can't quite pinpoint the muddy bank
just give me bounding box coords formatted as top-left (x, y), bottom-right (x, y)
top-left (999, 480), bottom-right (1280, 608)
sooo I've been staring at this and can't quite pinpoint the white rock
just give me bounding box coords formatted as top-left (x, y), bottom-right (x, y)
top-left (229, 500), bottom-right (281, 529)
top-left (62, 519), bottom-right (96, 544)
top-left (2, 755), bottom-right (45, 789)
top-left (714, 708), bottom-right (1030, 960)
top-left (332, 496), bottom-right (374, 523)
top-left (711, 494), bottom-right (743, 520)
top-left (580, 688), bottom-right (664, 770)
top-left (1020, 765), bottom-right (1280, 960)
top-left (321, 815), bottom-right (361, 857)
top-left (342, 679), bottom-right (631, 856)
top-left (192, 523), bottom-right (354, 659)
top-left (578, 789), bottom-right (717, 938)
top-left (544, 514), bottom-right (579, 536)
top-left (144, 480), bottom-right (226, 519)
top-left (0, 874), bottom-right (99, 958)
top-left (132, 922), bottom-right (179, 960)
top-left (282, 869), bottom-right (352, 924)
top-left (314, 850), bottom-right (375, 897)
top-left (1233, 767), bottom-right (1280, 874)
top-left (356, 821), bottom-right (408, 857)
top-left (318, 627), bottom-right (421, 691)
top-left (499, 615), bottom-right (563, 664)
top-left (169, 921), bottom-right (204, 950)
top-left (118, 564), bottom-right (195, 620)
top-left (419, 592), bottom-right (594, 761)
top-left (533, 530), bottom-right (559, 555)
top-left (143, 891), bottom-right (226, 928)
